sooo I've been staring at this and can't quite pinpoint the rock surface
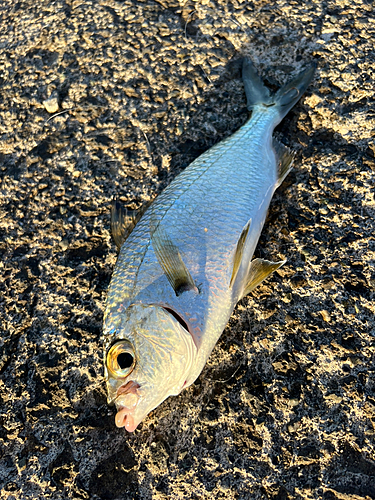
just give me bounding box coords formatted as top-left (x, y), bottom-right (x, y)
top-left (1, 0), bottom-right (374, 499)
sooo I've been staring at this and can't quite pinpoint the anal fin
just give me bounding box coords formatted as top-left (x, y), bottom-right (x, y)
top-left (241, 258), bottom-right (286, 299)
top-left (230, 219), bottom-right (251, 288)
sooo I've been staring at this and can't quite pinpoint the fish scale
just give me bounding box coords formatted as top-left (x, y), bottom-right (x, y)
top-left (106, 113), bottom-right (275, 314)
top-left (103, 58), bottom-right (316, 431)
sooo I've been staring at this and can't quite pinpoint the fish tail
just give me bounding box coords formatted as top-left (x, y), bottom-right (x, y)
top-left (242, 58), bottom-right (316, 121)
top-left (242, 58), bottom-right (273, 108)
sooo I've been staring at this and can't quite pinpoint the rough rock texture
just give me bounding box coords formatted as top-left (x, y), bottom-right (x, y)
top-left (0, 0), bottom-right (374, 499)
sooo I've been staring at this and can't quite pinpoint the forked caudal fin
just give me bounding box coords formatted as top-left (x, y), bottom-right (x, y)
top-left (242, 58), bottom-right (316, 122)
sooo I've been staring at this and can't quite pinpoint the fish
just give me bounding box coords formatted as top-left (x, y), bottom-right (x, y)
top-left (102, 58), bottom-right (316, 432)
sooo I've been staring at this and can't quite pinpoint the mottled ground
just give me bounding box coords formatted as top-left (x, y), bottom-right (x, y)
top-left (1, 0), bottom-right (374, 499)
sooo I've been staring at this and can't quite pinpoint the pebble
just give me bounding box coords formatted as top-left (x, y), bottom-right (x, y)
top-left (43, 95), bottom-right (59, 114)
top-left (59, 239), bottom-right (69, 251)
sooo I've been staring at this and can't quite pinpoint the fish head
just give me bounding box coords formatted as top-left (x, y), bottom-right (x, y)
top-left (103, 303), bottom-right (197, 432)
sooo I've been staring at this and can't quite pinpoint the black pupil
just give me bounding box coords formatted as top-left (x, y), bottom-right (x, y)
top-left (117, 352), bottom-right (133, 370)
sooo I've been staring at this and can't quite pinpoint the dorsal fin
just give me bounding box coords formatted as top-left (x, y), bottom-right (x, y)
top-left (151, 224), bottom-right (197, 297)
top-left (241, 258), bottom-right (286, 299)
top-left (273, 138), bottom-right (294, 188)
top-left (230, 219), bottom-right (251, 288)
top-left (111, 199), bottom-right (151, 250)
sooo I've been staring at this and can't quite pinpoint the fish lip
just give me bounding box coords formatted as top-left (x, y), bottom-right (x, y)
top-left (116, 380), bottom-right (140, 398)
top-left (115, 407), bottom-right (137, 431)
top-left (110, 380), bottom-right (141, 408)
top-left (114, 385), bottom-right (144, 432)
top-left (114, 383), bottom-right (141, 426)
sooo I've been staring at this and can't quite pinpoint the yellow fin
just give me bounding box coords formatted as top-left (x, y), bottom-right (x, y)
top-left (230, 219), bottom-right (251, 288)
top-left (241, 258), bottom-right (286, 298)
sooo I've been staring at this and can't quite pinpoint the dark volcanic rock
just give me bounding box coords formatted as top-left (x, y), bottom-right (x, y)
top-left (0, 0), bottom-right (374, 499)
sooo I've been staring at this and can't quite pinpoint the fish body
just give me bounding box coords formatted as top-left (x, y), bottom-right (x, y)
top-left (103, 59), bottom-right (315, 431)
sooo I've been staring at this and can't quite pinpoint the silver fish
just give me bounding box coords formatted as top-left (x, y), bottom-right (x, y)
top-left (103, 58), bottom-right (316, 432)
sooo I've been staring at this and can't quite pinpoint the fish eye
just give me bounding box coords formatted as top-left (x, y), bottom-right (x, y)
top-left (107, 341), bottom-right (136, 378)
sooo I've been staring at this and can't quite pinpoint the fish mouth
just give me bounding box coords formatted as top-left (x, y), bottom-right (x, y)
top-left (115, 407), bottom-right (138, 431)
top-left (114, 381), bottom-right (141, 431)
top-left (116, 380), bottom-right (140, 397)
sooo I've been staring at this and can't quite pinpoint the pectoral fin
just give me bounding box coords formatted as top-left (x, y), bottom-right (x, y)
top-left (151, 225), bottom-right (197, 296)
top-left (241, 258), bottom-right (286, 298)
top-left (111, 199), bottom-right (151, 250)
top-left (230, 219), bottom-right (251, 288)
